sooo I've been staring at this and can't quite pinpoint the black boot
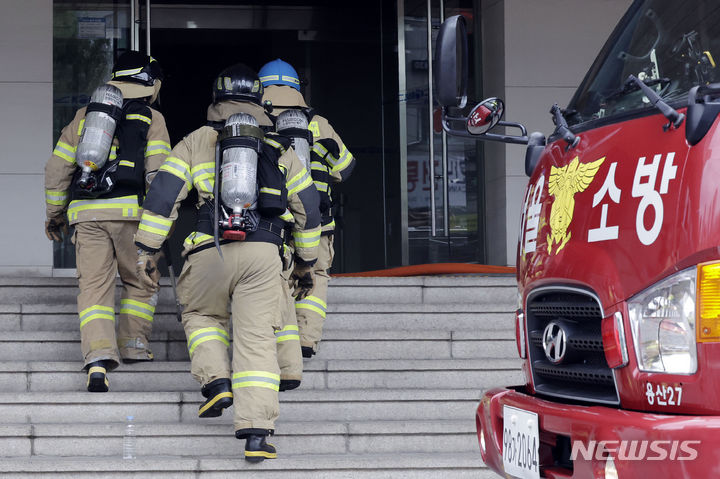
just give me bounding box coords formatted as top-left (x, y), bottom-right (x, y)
top-left (198, 378), bottom-right (233, 418)
top-left (243, 434), bottom-right (277, 463)
top-left (301, 346), bottom-right (315, 358)
top-left (279, 379), bottom-right (301, 391)
top-left (86, 360), bottom-right (109, 393)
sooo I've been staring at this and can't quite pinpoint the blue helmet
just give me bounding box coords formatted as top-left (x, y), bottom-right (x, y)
top-left (258, 59), bottom-right (300, 91)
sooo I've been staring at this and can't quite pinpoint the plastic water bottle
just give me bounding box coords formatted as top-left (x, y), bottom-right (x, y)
top-left (123, 415), bottom-right (136, 459)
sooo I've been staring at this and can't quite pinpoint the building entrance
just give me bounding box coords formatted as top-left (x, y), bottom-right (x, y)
top-left (51, 0), bottom-right (483, 273)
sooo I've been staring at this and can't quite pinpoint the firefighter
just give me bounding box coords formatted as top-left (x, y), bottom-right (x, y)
top-left (259, 58), bottom-right (356, 358)
top-left (44, 51), bottom-right (170, 392)
top-left (134, 63), bottom-right (320, 462)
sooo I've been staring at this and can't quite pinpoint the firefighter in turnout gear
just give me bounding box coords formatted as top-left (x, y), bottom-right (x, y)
top-left (134, 63), bottom-right (320, 462)
top-left (44, 51), bottom-right (170, 392)
top-left (259, 58), bottom-right (356, 358)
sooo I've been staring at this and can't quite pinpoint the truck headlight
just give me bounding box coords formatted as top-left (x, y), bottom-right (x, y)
top-left (627, 267), bottom-right (697, 374)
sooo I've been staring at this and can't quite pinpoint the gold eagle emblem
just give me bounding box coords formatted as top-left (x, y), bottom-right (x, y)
top-left (546, 156), bottom-right (605, 254)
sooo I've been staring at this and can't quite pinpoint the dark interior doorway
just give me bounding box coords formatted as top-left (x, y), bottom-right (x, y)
top-left (148, 1), bottom-right (388, 274)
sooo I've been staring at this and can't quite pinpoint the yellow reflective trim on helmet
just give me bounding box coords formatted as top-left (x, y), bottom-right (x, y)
top-left (113, 67), bottom-right (144, 77)
top-left (259, 74), bottom-right (280, 82)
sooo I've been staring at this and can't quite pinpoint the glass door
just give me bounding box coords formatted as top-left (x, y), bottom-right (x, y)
top-left (52, 0), bottom-right (136, 269)
top-left (399, 0), bottom-right (484, 265)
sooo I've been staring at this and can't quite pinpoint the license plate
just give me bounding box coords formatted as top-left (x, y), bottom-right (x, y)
top-left (502, 405), bottom-right (540, 479)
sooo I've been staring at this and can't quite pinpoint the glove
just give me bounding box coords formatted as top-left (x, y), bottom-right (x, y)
top-left (291, 263), bottom-right (316, 300)
top-left (45, 216), bottom-right (68, 242)
top-left (136, 249), bottom-right (161, 292)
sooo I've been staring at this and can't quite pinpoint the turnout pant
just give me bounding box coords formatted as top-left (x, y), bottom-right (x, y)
top-left (178, 241), bottom-right (283, 434)
top-left (276, 264), bottom-right (303, 382)
top-left (75, 220), bottom-right (156, 370)
top-left (295, 234), bottom-right (334, 352)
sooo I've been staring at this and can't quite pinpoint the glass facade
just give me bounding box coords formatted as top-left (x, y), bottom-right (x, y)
top-left (51, 0), bottom-right (484, 272)
top-left (52, 1), bottom-right (131, 268)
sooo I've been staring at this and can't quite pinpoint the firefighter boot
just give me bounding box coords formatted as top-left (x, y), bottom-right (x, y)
top-left (198, 378), bottom-right (233, 418)
top-left (86, 360), bottom-right (109, 393)
top-left (242, 434), bottom-right (277, 463)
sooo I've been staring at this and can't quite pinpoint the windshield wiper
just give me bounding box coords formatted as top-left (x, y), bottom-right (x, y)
top-left (623, 75), bottom-right (684, 130)
top-left (550, 104), bottom-right (579, 149)
top-left (626, 75), bottom-right (684, 130)
top-left (603, 76), bottom-right (670, 102)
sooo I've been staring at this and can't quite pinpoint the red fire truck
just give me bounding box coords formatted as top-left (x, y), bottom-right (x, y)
top-left (436, 1), bottom-right (720, 477)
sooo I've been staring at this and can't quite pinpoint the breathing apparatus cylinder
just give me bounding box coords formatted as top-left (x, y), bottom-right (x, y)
top-left (220, 113), bottom-right (260, 228)
top-left (275, 109), bottom-right (311, 171)
top-left (76, 84), bottom-right (124, 189)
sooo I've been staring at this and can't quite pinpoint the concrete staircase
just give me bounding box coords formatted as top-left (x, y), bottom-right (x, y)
top-left (0, 275), bottom-right (521, 478)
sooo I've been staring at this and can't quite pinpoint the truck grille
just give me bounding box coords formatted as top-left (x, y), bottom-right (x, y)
top-left (526, 288), bottom-right (619, 405)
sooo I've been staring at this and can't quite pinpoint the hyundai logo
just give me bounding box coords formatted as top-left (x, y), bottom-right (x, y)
top-left (542, 322), bottom-right (567, 364)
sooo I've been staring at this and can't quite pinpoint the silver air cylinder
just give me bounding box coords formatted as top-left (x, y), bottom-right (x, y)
top-left (276, 109), bottom-right (311, 171)
top-left (221, 113), bottom-right (259, 214)
top-left (76, 84), bottom-right (123, 188)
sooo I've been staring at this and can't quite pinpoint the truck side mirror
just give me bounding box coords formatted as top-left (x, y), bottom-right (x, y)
top-left (434, 15), bottom-right (468, 108)
top-left (467, 98), bottom-right (504, 134)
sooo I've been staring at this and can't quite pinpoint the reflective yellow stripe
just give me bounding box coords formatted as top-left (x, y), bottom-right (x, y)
top-left (315, 181), bottom-right (328, 192)
top-left (77, 119), bottom-right (85, 136)
top-left (331, 148), bottom-right (354, 173)
top-left (308, 121), bottom-right (320, 138)
top-left (67, 196), bottom-right (139, 221)
top-left (259, 74), bottom-right (280, 82)
top-left (53, 141), bottom-right (77, 163)
top-left (293, 229), bottom-right (321, 248)
top-left (275, 325), bottom-right (300, 343)
top-left (287, 169), bottom-right (312, 195)
top-left (119, 298), bottom-right (155, 322)
top-left (260, 187), bottom-right (281, 196)
top-left (139, 211), bottom-right (172, 237)
top-left (113, 67), bottom-right (143, 77)
top-left (145, 140), bottom-right (171, 157)
top-left (311, 161), bottom-right (326, 171)
top-left (279, 210), bottom-right (294, 222)
top-left (187, 327), bottom-right (230, 355)
top-left (183, 232), bottom-right (214, 248)
top-left (125, 114), bottom-right (151, 125)
top-left (119, 160), bottom-right (134, 168)
top-left (45, 189), bottom-right (69, 206)
top-left (263, 138), bottom-right (285, 154)
top-left (232, 371), bottom-right (280, 391)
top-left (295, 302), bottom-right (326, 318)
top-left (79, 305), bottom-right (115, 329)
top-left (159, 157), bottom-right (191, 187)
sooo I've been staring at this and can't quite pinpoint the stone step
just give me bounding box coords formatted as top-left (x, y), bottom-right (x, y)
top-left (0, 330), bottom-right (517, 362)
top-left (0, 453), bottom-right (494, 478)
top-left (0, 302), bottom-right (515, 333)
top-left (0, 419), bottom-right (479, 457)
top-left (0, 359), bottom-right (523, 392)
top-left (0, 275), bottom-right (517, 306)
top-left (0, 389), bottom-right (485, 424)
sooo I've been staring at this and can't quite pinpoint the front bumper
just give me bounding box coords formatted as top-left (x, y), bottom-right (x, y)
top-left (477, 387), bottom-right (720, 478)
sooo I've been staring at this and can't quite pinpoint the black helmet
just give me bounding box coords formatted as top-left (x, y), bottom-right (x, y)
top-left (212, 63), bottom-right (263, 105)
top-left (111, 51), bottom-right (163, 86)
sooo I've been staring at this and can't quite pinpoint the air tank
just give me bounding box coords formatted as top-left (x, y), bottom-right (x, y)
top-left (221, 112), bottom-right (259, 214)
top-left (276, 109), bottom-right (311, 171)
top-left (76, 84), bottom-right (123, 189)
